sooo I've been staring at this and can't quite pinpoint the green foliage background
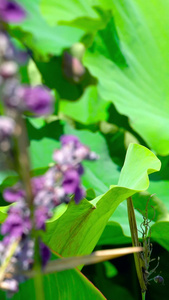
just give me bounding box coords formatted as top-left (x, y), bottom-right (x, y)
top-left (0, 0), bottom-right (169, 299)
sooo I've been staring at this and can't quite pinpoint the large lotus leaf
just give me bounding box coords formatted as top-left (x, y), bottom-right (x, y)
top-left (151, 222), bottom-right (169, 251)
top-left (40, 0), bottom-right (110, 32)
top-left (0, 255), bottom-right (105, 300)
top-left (84, 0), bottom-right (169, 155)
top-left (10, 0), bottom-right (84, 57)
top-left (29, 138), bottom-right (60, 170)
top-left (43, 143), bottom-right (160, 258)
top-left (41, 0), bottom-right (98, 23)
top-left (60, 86), bottom-right (109, 124)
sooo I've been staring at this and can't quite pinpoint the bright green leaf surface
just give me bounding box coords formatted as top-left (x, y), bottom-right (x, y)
top-left (11, 0), bottom-right (84, 57)
top-left (151, 222), bottom-right (169, 251)
top-left (84, 0), bottom-right (169, 155)
top-left (41, 0), bottom-right (99, 25)
top-left (44, 144), bottom-right (160, 258)
top-left (29, 138), bottom-right (59, 169)
top-left (60, 86), bottom-right (109, 125)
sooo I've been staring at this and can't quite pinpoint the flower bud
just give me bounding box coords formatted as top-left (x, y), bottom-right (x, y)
top-left (154, 275), bottom-right (164, 284)
top-left (63, 52), bottom-right (85, 82)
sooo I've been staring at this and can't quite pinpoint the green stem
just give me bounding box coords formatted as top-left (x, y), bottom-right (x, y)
top-left (10, 111), bottom-right (45, 299)
top-left (34, 237), bottom-right (45, 300)
top-left (127, 197), bottom-right (147, 293)
top-left (142, 291), bottom-right (146, 300)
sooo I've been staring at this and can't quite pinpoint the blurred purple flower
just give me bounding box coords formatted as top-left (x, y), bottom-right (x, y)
top-left (20, 85), bottom-right (54, 116)
top-left (62, 169), bottom-right (80, 194)
top-left (1, 205), bottom-right (31, 242)
top-left (32, 176), bottom-right (45, 196)
top-left (3, 186), bottom-right (25, 202)
top-left (0, 0), bottom-right (26, 23)
top-left (35, 206), bottom-right (51, 230)
top-left (74, 186), bottom-right (85, 204)
top-left (76, 163), bottom-right (84, 175)
top-left (60, 135), bottom-right (79, 146)
top-left (40, 242), bottom-right (51, 268)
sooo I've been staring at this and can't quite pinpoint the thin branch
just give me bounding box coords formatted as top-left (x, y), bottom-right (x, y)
top-left (24, 247), bottom-right (142, 278)
top-left (127, 197), bottom-right (147, 293)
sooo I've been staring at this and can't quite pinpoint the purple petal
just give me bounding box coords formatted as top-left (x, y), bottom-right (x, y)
top-left (1, 213), bottom-right (23, 235)
top-left (3, 187), bottom-right (25, 202)
top-left (40, 242), bottom-right (51, 268)
top-left (76, 163), bottom-right (84, 175)
top-left (60, 135), bottom-right (79, 146)
top-left (35, 206), bottom-right (50, 230)
top-left (74, 186), bottom-right (85, 204)
top-left (0, 1), bottom-right (26, 23)
top-left (32, 176), bottom-right (45, 196)
top-left (62, 169), bottom-right (80, 194)
top-left (74, 145), bottom-right (90, 160)
top-left (20, 85), bottom-right (53, 116)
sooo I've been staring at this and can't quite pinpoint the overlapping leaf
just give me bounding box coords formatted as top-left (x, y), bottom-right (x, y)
top-left (11, 0), bottom-right (84, 57)
top-left (0, 258), bottom-right (106, 300)
top-left (43, 143), bottom-right (160, 258)
top-left (84, 0), bottom-right (169, 155)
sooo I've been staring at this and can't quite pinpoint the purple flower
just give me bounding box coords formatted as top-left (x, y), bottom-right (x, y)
top-left (35, 206), bottom-right (51, 230)
top-left (3, 186), bottom-right (25, 202)
top-left (40, 242), bottom-right (51, 268)
top-left (32, 176), bottom-right (45, 196)
top-left (16, 237), bottom-right (34, 271)
top-left (74, 186), bottom-right (85, 204)
top-left (1, 205), bottom-right (31, 242)
top-left (20, 85), bottom-right (53, 116)
top-left (62, 169), bottom-right (80, 194)
top-left (76, 163), bottom-right (84, 175)
top-left (0, 0), bottom-right (26, 23)
top-left (60, 135), bottom-right (79, 146)
top-left (59, 135), bottom-right (99, 161)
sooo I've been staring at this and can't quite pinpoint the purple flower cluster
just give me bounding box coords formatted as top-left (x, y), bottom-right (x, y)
top-left (0, 32), bottom-right (53, 117)
top-left (18, 85), bottom-right (54, 116)
top-left (0, 135), bottom-right (98, 294)
top-left (0, 2), bottom-right (98, 296)
top-left (0, 0), bottom-right (26, 23)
